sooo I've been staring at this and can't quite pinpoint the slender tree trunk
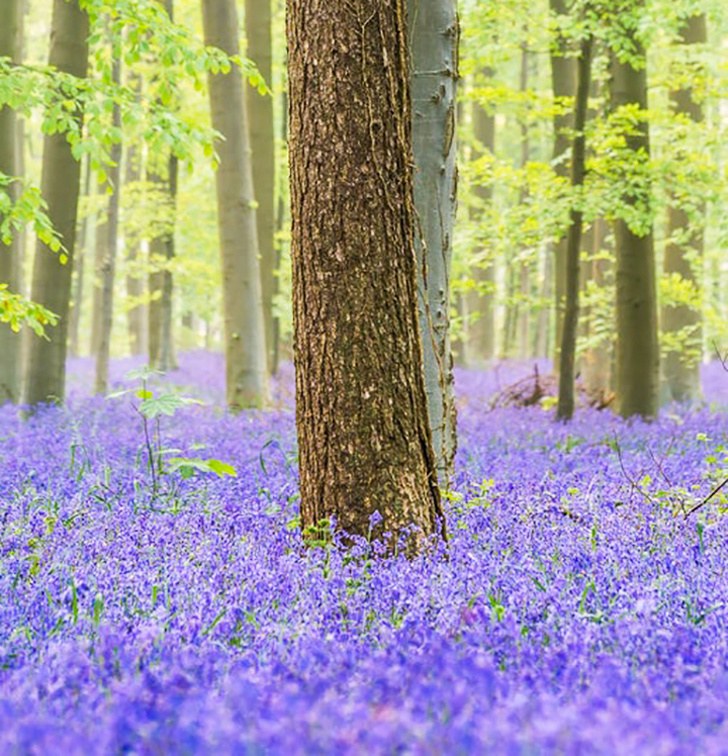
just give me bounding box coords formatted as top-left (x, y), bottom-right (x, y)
top-left (157, 153), bottom-right (177, 371)
top-left (24, 0), bottom-right (88, 407)
top-left (581, 217), bottom-right (612, 395)
top-left (407, 0), bottom-right (458, 486)
top-left (557, 33), bottom-right (593, 421)
top-left (517, 40), bottom-right (531, 360)
top-left (610, 16), bottom-right (658, 419)
top-left (662, 13), bottom-right (706, 403)
top-left (147, 168), bottom-right (165, 369)
top-left (89, 173), bottom-right (107, 357)
top-left (94, 56), bottom-right (122, 395)
top-left (203, 0), bottom-right (269, 408)
top-left (124, 139), bottom-right (147, 355)
top-left (0, 0), bottom-right (22, 403)
top-left (245, 0), bottom-right (277, 374)
top-left (549, 0), bottom-right (576, 367)
top-left (68, 154), bottom-right (91, 358)
top-left (288, 0), bottom-right (445, 549)
top-left (466, 69), bottom-right (496, 366)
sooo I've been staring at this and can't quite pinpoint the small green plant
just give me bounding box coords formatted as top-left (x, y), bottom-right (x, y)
top-left (110, 366), bottom-right (236, 501)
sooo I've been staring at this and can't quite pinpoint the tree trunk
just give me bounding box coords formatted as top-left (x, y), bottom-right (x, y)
top-left (407, 0), bottom-right (458, 486)
top-left (581, 217), bottom-right (612, 396)
top-left (549, 0), bottom-right (576, 367)
top-left (68, 154), bottom-right (91, 358)
top-left (610, 20), bottom-right (658, 419)
top-left (557, 33), bottom-right (592, 421)
top-left (0, 0), bottom-right (22, 404)
top-left (157, 153), bottom-right (177, 372)
top-left (245, 0), bottom-right (277, 375)
top-left (517, 40), bottom-right (531, 360)
top-left (465, 69), bottom-right (496, 366)
top-left (288, 0), bottom-right (445, 550)
top-left (94, 55), bottom-right (122, 395)
top-left (203, 0), bottom-right (269, 409)
top-left (124, 138), bottom-right (147, 355)
top-left (661, 13), bottom-right (706, 403)
top-left (23, 0), bottom-right (88, 407)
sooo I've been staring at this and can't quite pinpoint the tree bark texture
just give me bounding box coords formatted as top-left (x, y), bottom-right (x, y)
top-left (610, 30), bottom-right (658, 418)
top-left (24, 0), bottom-right (88, 406)
top-left (287, 0), bottom-right (445, 548)
top-left (549, 0), bottom-right (576, 366)
top-left (0, 0), bottom-right (22, 404)
top-left (557, 34), bottom-right (592, 421)
top-left (661, 13), bottom-right (706, 403)
top-left (203, 0), bottom-right (269, 409)
top-left (245, 0), bottom-right (277, 375)
top-left (407, 0), bottom-right (458, 486)
top-left (94, 56), bottom-right (122, 395)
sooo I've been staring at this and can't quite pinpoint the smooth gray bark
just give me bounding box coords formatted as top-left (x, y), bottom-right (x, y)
top-left (245, 0), bottom-right (277, 374)
top-left (408, 0), bottom-right (458, 486)
top-left (661, 13), bottom-right (706, 403)
top-left (0, 0), bottom-right (22, 403)
top-left (24, 0), bottom-right (88, 407)
top-left (94, 55), bottom-right (122, 395)
top-left (610, 25), bottom-right (658, 418)
top-left (203, 0), bottom-right (269, 409)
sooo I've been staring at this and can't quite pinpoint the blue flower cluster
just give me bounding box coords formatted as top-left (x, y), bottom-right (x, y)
top-left (1, 353), bottom-right (727, 754)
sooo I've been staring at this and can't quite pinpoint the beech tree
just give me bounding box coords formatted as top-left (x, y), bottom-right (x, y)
top-left (408, 0), bottom-right (458, 485)
top-left (245, 0), bottom-right (277, 374)
top-left (202, 0), bottom-right (269, 409)
top-left (609, 2), bottom-right (659, 418)
top-left (24, 0), bottom-right (89, 407)
top-left (0, 0), bottom-right (22, 404)
top-left (288, 0), bottom-right (445, 549)
top-left (661, 12), bottom-right (707, 404)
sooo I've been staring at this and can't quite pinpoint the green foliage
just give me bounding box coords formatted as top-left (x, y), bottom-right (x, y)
top-left (0, 284), bottom-right (59, 337)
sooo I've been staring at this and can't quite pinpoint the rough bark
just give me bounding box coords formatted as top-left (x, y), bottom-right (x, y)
top-left (245, 0), bottom-right (277, 374)
top-left (549, 0), bottom-right (577, 366)
top-left (203, 0), bottom-right (269, 408)
top-left (407, 0), bottom-right (458, 486)
top-left (0, 0), bottom-right (22, 403)
top-left (288, 0), bottom-right (445, 549)
top-left (94, 56), bottom-right (122, 395)
top-left (610, 29), bottom-right (658, 419)
top-left (23, 0), bottom-right (88, 407)
top-left (557, 34), bottom-right (593, 421)
top-left (661, 13), bottom-right (706, 403)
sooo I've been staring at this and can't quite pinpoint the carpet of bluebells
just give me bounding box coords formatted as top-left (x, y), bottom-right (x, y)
top-left (2, 352), bottom-right (728, 754)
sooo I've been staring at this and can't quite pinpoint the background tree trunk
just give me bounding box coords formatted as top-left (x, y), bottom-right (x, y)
top-left (549, 0), bottom-right (576, 367)
top-left (94, 55), bottom-right (122, 395)
top-left (203, 0), bottom-right (269, 409)
top-left (23, 0), bottom-right (88, 407)
top-left (0, 0), bottom-right (22, 404)
top-left (465, 68), bottom-right (496, 366)
top-left (245, 0), bottom-right (277, 375)
top-left (124, 138), bottom-right (147, 356)
top-left (408, 0), bottom-right (458, 486)
top-left (288, 0), bottom-right (445, 549)
top-left (68, 154), bottom-right (91, 358)
top-left (557, 33), bottom-right (592, 421)
top-left (661, 13), bottom-right (706, 403)
top-left (610, 23), bottom-right (658, 418)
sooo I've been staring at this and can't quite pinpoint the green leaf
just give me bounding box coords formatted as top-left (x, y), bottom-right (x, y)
top-left (139, 394), bottom-right (203, 418)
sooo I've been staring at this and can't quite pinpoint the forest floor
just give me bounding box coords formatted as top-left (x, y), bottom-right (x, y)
top-left (1, 353), bottom-right (728, 753)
